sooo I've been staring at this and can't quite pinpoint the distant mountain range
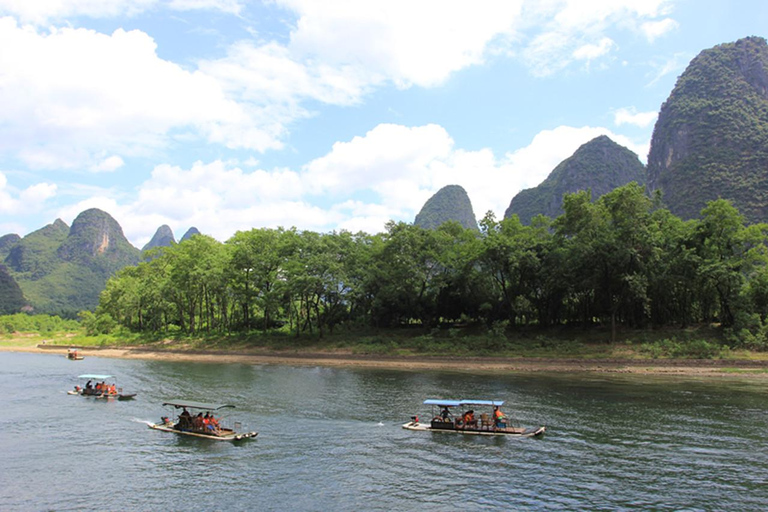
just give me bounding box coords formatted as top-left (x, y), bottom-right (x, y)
top-left (1, 210), bottom-right (200, 316)
top-left (416, 36), bottom-right (768, 229)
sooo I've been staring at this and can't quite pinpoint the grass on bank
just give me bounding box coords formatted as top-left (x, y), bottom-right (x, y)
top-left (4, 314), bottom-right (768, 361)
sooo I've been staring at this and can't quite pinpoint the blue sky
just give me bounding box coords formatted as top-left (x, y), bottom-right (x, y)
top-left (1, 0), bottom-right (766, 248)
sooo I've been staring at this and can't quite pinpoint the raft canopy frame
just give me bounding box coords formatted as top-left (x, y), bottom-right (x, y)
top-left (162, 400), bottom-right (236, 411)
top-left (423, 399), bottom-right (504, 408)
top-left (78, 374), bottom-right (114, 380)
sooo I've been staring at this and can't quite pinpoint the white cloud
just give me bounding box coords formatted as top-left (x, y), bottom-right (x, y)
top-left (0, 1), bottom-right (528, 172)
top-left (0, 18), bottom-right (283, 169)
top-left (302, 124), bottom-right (454, 198)
top-left (279, 0), bottom-right (523, 88)
top-left (91, 155), bottom-right (125, 173)
top-left (572, 37), bottom-right (615, 61)
top-left (0, 171), bottom-right (57, 215)
top-left (168, 0), bottom-right (241, 15)
top-left (0, 0), bottom-right (241, 25)
top-left (0, 0), bottom-right (677, 177)
top-left (614, 107), bottom-right (657, 128)
top-left (640, 18), bottom-right (678, 42)
top-left (520, 0), bottom-right (677, 76)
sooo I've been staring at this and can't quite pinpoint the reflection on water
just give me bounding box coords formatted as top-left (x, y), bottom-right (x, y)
top-left (1, 351), bottom-right (767, 510)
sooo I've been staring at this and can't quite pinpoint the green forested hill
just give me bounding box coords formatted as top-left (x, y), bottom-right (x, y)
top-left (5, 219), bottom-right (69, 279)
top-left (647, 36), bottom-right (768, 222)
top-left (505, 135), bottom-right (646, 224)
top-left (414, 185), bottom-right (479, 231)
top-left (5, 209), bottom-right (140, 316)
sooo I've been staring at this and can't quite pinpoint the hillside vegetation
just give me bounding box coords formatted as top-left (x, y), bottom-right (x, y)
top-left (3, 210), bottom-right (140, 317)
top-left (505, 135), bottom-right (646, 224)
top-left (647, 36), bottom-right (768, 222)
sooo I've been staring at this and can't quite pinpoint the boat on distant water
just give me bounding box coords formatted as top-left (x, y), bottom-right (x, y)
top-left (66, 348), bottom-right (84, 360)
top-left (67, 374), bottom-right (136, 400)
top-left (149, 400), bottom-right (258, 442)
top-left (403, 399), bottom-right (546, 437)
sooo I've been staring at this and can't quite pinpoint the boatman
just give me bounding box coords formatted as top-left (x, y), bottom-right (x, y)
top-left (493, 406), bottom-right (506, 428)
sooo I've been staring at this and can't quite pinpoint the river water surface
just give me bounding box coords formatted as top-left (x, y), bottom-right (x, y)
top-left (1, 351), bottom-right (767, 511)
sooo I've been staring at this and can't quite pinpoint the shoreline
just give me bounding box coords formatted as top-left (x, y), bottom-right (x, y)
top-left (4, 343), bottom-right (768, 377)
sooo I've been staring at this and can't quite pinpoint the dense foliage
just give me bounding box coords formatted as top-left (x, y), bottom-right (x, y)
top-left (95, 183), bottom-right (768, 350)
top-left (505, 135), bottom-right (647, 224)
top-left (0, 313), bottom-right (79, 334)
top-left (647, 36), bottom-right (768, 223)
top-left (414, 185), bottom-right (479, 231)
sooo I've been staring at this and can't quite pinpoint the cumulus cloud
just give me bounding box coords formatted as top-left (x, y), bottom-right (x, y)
top-left (279, 0), bottom-right (522, 88)
top-left (614, 107), bottom-right (658, 128)
top-left (91, 155), bottom-right (125, 173)
top-left (572, 37), bottom-right (615, 61)
top-left (0, 0), bottom-right (676, 177)
top-left (302, 124), bottom-right (454, 199)
top-left (0, 18), bottom-right (284, 169)
top-left (0, 171), bottom-right (57, 215)
top-left (640, 18), bottom-right (679, 42)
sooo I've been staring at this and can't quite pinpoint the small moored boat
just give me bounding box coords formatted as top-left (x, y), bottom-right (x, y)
top-left (149, 400), bottom-right (258, 442)
top-left (66, 348), bottom-right (84, 360)
top-left (67, 374), bottom-right (137, 400)
top-left (403, 399), bottom-right (546, 437)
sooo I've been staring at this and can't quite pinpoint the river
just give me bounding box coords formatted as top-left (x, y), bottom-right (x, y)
top-left (1, 351), bottom-right (767, 511)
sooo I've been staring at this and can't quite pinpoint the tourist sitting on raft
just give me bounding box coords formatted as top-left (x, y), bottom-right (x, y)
top-left (456, 410), bottom-right (477, 428)
top-left (174, 410), bottom-right (222, 435)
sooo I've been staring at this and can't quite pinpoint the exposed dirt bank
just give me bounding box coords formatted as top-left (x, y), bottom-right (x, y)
top-left (4, 343), bottom-right (767, 377)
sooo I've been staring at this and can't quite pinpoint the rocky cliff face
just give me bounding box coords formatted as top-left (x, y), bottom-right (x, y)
top-left (647, 36), bottom-right (768, 222)
top-left (414, 185), bottom-right (479, 231)
top-left (505, 135), bottom-right (646, 224)
top-left (57, 209), bottom-right (140, 268)
top-left (143, 225), bottom-right (176, 251)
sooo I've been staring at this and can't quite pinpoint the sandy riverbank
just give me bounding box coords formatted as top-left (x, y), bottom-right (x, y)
top-left (3, 343), bottom-right (768, 377)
